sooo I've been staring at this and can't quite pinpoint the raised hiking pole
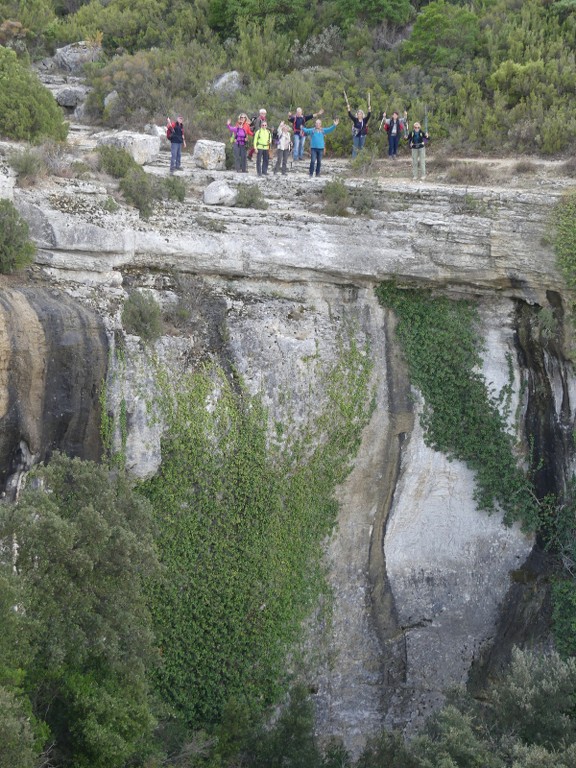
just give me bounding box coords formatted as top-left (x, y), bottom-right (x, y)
top-left (367, 91), bottom-right (371, 113)
top-left (403, 109), bottom-right (409, 138)
top-left (424, 104), bottom-right (428, 134)
top-left (379, 110), bottom-right (386, 131)
top-left (344, 90), bottom-right (350, 112)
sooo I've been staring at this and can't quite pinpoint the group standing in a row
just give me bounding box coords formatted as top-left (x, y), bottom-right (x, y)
top-left (170, 96), bottom-right (430, 180)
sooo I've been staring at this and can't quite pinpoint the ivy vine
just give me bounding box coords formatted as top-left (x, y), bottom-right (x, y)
top-left (376, 283), bottom-right (539, 530)
top-left (139, 334), bottom-right (373, 727)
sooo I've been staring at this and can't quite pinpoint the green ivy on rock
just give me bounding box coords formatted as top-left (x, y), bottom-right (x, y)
top-left (140, 336), bottom-right (373, 727)
top-left (376, 283), bottom-right (539, 530)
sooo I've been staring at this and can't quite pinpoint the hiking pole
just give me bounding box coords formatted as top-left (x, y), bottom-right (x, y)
top-left (424, 104), bottom-right (428, 134)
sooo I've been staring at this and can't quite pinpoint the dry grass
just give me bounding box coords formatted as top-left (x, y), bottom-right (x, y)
top-left (445, 162), bottom-right (492, 184)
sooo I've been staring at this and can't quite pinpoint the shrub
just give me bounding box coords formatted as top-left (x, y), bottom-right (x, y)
top-left (552, 190), bottom-right (576, 289)
top-left (102, 196), bottom-right (120, 213)
top-left (120, 167), bottom-right (156, 218)
top-left (97, 145), bottom-right (140, 178)
top-left (122, 290), bottom-right (163, 342)
top-left (0, 687), bottom-right (40, 768)
top-left (352, 186), bottom-right (375, 215)
top-left (161, 174), bottom-right (187, 202)
top-left (0, 199), bottom-right (36, 273)
top-left (446, 162), bottom-right (491, 184)
top-left (235, 183), bottom-right (268, 209)
top-left (514, 160), bottom-right (538, 174)
top-left (562, 157), bottom-right (576, 178)
top-left (322, 178), bottom-right (351, 216)
top-left (347, 146), bottom-right (381, 178)
top-left (8, 148), bottom-right (47, 186)
top-left (0, 47), bottom-right (67, 142)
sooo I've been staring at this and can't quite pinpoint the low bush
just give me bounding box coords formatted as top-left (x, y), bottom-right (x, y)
top-left (322, 178), bottom-right (351, 216)
top-left (446, 162), bottom-right (491, 184)
top-left (352, 186), bottom-right (375, 215)
top-left (121, 290), bottom-right (163, 342)
top-left (562, 157), bottom-right (576, 178)
top-left (514, 159), bottom-right (538, 174)
top-left (235, 183), bottom-right (268, 209)
top-left (97, 145), bottom-right (140, 178)
top-left (161, 175), bottom-right (187, 202)
top-left (119, 167), bottom-right (156, 218)
top-left (0, 199), bottom-right (36, 274)
top-left (8, 148), bottom-right (47, 186)
top-left (347, 146), bottom-right (382, 178)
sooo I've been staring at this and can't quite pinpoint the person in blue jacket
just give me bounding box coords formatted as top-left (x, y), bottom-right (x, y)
top-left (302, 118), bottom-right (340, 177)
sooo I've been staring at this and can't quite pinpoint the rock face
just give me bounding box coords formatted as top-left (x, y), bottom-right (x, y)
top-left (53, 40), bottom-right (102, 74)
top-left (2, 155), bottom-right (576, 754)
top-left (0, 286), bottom-right (108, 498)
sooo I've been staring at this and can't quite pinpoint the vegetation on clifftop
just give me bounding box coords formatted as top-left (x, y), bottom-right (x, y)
top-left (1, 0), bottom-right (576, 153)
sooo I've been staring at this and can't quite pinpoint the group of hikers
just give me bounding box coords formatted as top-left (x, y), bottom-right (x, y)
top-left (166, 93), bottom-right (430, 181)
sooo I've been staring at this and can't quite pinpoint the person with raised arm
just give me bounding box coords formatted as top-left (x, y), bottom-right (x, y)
top-left (344, 92), bottom-right (371, 157)
top-left (302, 117), bottom-right (340, 177)
top-left (288, 106), bottom-right (324, 161)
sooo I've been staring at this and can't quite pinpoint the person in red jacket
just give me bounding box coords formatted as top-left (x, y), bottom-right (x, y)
top-left (166, 115), bottom-right (186, 173)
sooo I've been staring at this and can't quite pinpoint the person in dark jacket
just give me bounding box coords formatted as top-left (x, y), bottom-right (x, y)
top-left (166, 115), bottom-right (186, 173)
top-left (382, 110), bottom-right (408, 159)
top-left (288, 106), bottom-right (324, 161)
top-left (345, 94), bottom-right (371, 157)
top-left (407, 121), bottom-right (429, 180)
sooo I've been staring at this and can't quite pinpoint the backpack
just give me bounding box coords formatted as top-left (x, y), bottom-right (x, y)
top-left (166, 123), bottom-right (173, 139)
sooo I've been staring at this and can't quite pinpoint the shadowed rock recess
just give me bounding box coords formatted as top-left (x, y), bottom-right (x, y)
top-left (2, 157), bottom-right (576, 754)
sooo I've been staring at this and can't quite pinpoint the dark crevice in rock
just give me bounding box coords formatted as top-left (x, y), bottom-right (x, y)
top-left (468, 298), bottom-right (574, 691)
top-left (369, 307), bottom-right (414, 686)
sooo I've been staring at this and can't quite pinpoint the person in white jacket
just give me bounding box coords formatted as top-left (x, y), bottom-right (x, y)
top-left (273, 121), bottom-right (292, 175)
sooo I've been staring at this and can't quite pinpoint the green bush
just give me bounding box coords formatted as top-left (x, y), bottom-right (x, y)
top-left (8, 148), bottom-right (47, 185)
top-left (162, 174), bottom-right (187, 202)
top-left (0, 687), bottom-right (40, 768)
top-left (119, 167), bottom-right (156, 218)
top-left (322, 178), bottom-right (351, 216)
top-left (0, 47), bottom-right (67, 142)
top-left (235, 183), bottom-right (268, 209)
top-left (552, 190), bottom-right (576, 289)
top-left (0, 199), bottom-right (36, 273)
top-left (97, 144), bottom-right (140, 178)
top-left (122, 289), bottom-right (163, 341)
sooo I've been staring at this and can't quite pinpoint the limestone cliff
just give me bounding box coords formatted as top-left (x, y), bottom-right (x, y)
top-left (2, 151), bottom-right (575, 754)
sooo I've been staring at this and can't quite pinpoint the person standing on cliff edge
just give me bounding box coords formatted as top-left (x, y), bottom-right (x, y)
top-left (166, 115), bottom-right (186, 174)
top-left (407, 121), bottom-right (429, 180)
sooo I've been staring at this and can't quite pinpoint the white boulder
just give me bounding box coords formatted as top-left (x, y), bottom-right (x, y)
top-left (192, 140), bottom-right (226, 171)
top-left (211, 70), bottom-right (243, 94)
top-left (203, 179), bottom-right (237, 206)
top-left (95, 130), bottom-right (161, 165)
